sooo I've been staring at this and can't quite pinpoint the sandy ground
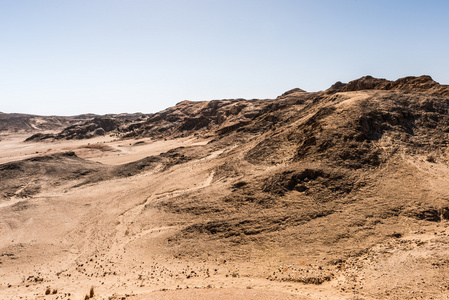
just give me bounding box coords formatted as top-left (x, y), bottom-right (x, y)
top-left (0, 134), bottom-right (210, 165)
top-left (1, 131), bottom-right (449, 300)
top-left (0, 135), bottom-right (349, 299)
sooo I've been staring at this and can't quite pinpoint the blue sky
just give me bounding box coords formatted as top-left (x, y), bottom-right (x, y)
top-left (1, 0), bottom-right (449, 115)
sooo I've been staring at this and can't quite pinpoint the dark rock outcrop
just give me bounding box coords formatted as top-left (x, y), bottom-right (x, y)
top-left (327, 75), bottom-right (449, 96)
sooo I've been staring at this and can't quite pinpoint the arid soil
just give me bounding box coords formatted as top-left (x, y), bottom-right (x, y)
top-left (1, 76), bottom-right (449, 299)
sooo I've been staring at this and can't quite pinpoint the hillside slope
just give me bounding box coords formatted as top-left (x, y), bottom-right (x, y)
top-left (1, 75), bottom-right (449, 299)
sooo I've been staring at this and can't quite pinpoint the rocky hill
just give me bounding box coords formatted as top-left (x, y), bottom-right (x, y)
top-left (1, 75), bottom-right (449, 299)
top-left (25, 75), bottom-right (449, 145)
top-left (24, 113), bottom-right (147, 141)
top-left (0, 113), bottom-right (97, 133)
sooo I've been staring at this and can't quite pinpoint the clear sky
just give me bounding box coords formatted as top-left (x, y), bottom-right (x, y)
top-left (1, 0), bottom-right (449, 116)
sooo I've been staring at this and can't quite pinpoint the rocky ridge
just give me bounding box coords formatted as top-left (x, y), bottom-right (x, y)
top-left (2, 75), bottom-right (449, 299)
top-left (0, 113), bottom-right (96, 133)
top-left (24, 75), bottom-right (449, 144)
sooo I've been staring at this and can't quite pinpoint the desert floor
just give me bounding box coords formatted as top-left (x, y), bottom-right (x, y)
top-left (1, 132), bottom-right (449, 300)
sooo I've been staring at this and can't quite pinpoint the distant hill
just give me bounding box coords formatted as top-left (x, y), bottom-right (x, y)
top-left (0, 113), bottom-right (95, 133)
top-left (0, 112), bottom-right (147, 136)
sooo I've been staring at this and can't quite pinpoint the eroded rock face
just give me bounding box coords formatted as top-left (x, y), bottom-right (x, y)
top-left (328, 75), bottom-right (449, 96)
top-left (23, 75), bottom-right (449, 145)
